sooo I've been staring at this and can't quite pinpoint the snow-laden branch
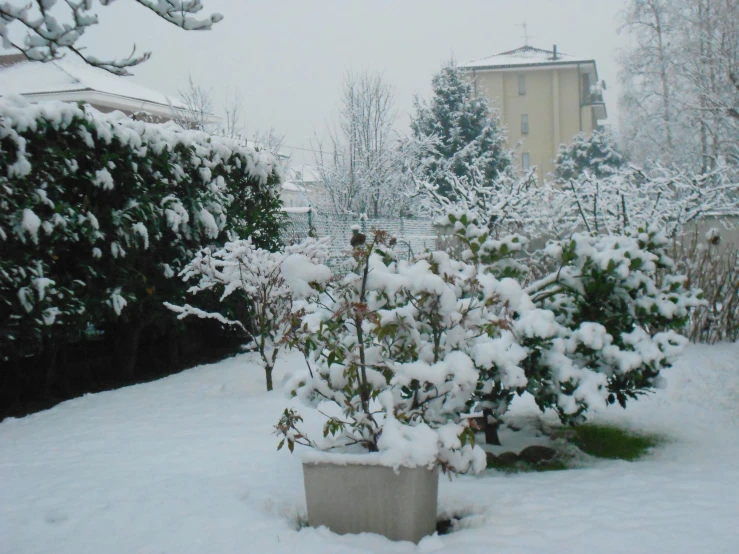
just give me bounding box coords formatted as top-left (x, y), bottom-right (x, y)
top-left (548, 163), bottom-right (739, 238)
top-left (412, 164), bottom-right (544, 238)
top-left (0, 0), bottom-right (222, 75)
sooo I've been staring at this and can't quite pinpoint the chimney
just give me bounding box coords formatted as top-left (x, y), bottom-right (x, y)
top-left (552, 44), bottom-right (558, 60)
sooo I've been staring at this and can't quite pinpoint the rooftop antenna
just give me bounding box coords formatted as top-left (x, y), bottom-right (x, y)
top-left (519, 21), bottom-right (532, 47)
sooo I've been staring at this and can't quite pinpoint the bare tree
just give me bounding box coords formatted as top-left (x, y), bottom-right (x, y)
top-left (618, 0), bottom-right (682, 164)
top-left (619, 0), bottom-right (739, 170)
top-left (313, 71), bottom-right (413, 217)
top-left (678, 0), bottom-right (739, 168)
top-left (170, 77), bottom-right (286, 166)
top-left (223, 88), bottom-right (244, 140)
top-left (170, 75), bottom-right (217, 131)
top-left (251, 127), bottom-right (286, 159)
top-left (0, 1), bottom-right (222, 75)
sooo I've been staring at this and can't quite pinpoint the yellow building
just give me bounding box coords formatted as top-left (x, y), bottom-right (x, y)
top-left (460, 45), bottom-right (607, 181)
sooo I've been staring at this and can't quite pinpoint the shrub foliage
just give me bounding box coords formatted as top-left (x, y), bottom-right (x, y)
top-left (0, 97), bottom-right (281, 369)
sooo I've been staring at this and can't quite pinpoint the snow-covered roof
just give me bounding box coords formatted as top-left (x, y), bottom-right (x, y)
top-left (0, 55), bottom-right (186, 115)
top-left (460, 45), bottom-right (596, 72)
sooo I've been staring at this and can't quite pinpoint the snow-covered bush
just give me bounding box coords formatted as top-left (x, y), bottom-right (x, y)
top-left (276, 229), bottom-right (489, 474)
top-left (526, 226), bottom-right (703, 414)
top-left (436, 212), bottom-right (702, 443)
top-left (277, 210), bottom-right (702, 454)
top-left (166, 237), bottom-right (331, 390)
top-left (0, 96), bottom-right (281, 365)
top-left (415, 167), bottom-right (544, 238)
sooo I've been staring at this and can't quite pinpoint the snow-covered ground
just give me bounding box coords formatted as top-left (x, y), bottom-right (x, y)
top-left (1, 343), bottom-right (738, 554)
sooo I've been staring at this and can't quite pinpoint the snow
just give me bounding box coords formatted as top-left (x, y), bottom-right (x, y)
top-left (281, 206), bottom-right (312, 214)
top-left (460, 45), bottom-right (594, 70)
top-left (197, 208), bottom-right (219, 239)
top-left (1, 343), bottom-right (739, 553)
top-left (20, 207), bottom-right (41, 243)
top-left (281, 253), bottom-right (332, 298)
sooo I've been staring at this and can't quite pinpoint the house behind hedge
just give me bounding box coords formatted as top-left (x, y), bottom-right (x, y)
top-left (0, 53), bottom-right (185, 121)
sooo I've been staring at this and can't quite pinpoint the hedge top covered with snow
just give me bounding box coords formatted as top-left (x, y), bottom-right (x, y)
top-left (0, 94), bottom-right (280, 189)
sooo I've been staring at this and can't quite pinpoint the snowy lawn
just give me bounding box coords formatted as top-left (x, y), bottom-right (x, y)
top-left (2, 343), bottom-right (738, 554)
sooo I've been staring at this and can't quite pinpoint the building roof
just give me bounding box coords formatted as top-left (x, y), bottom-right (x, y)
top-left (460, 45), bottom-right (595, 71)
top-left (0, 55), bottom-right (186, 115)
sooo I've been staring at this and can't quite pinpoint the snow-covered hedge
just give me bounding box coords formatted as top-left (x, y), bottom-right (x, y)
top-left (0, 95), bottom-right (281, 361)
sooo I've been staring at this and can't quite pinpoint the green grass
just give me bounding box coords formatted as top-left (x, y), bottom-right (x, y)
top-left (486, 453), bottom-right (572, 473)
top-left (484, 422), bottom-right (664, 473)
top-left (571, 424), bottom-right (660, 461)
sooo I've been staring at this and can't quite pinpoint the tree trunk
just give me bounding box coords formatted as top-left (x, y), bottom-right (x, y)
top-left (1, 357), bottom-right (21, 416)
top-left (483, 409), bottom-right (502, 446)
top-left (168, 331), bottom-right (180, 371)
top-left (117, 321), bottom-right (144, 381)
top-left (265, 364), bottom-right (274, 392)
top-left (43, 342), bottom-right (60, 399)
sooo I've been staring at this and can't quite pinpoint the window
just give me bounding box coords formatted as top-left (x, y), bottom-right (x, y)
top-left (518, 74), bottom-right (526, 95)
top-left (522, 152), bottom-right (531, 170)
top-left (521, 114), bottom-right (529, 134)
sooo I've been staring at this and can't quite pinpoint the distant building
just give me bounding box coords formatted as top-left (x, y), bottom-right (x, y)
top-left (0, 54), bottom-right (186, 120)
top-left (460, 45), bottom-right (608, 181)
top-left (280, 165), bottom-right (324, 209)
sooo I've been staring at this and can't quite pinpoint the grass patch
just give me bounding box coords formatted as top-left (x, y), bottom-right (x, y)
top-left (571, 424), bottom-right (660, 461)
top-left (486, 454), bottom-right (572, 473)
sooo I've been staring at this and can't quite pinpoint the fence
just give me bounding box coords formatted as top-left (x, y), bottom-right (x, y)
top-left (281, 208), bottom-right (438, 268)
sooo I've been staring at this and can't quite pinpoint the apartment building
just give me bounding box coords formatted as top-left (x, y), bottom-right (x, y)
top-left (460, 45), bottom-right (607, 181)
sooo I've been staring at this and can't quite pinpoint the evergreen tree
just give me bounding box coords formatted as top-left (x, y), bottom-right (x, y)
top-left (554, 130), bottom-right (626, 181)
top-left (411, 60), bottom-right (512, 200)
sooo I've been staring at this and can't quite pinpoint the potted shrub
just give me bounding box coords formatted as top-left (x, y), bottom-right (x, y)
top-left (276, 229), bottom-right (497, 542)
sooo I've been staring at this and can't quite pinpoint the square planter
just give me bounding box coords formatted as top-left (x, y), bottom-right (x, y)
top-left (302, 460), bottom-right (439, 543)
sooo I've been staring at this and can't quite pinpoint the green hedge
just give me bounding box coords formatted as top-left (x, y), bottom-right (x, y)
top-left (0, 96), bottom-right (282, 362)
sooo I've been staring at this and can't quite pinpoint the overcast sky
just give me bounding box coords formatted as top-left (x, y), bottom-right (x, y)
top-left (81, 0), bottom-right (627, 163)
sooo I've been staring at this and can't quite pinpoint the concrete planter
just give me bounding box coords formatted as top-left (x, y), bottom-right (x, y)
top-left (302, 460), bottom-right (439, 543)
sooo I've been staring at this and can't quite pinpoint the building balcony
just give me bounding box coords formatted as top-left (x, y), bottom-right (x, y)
top-left (583, 90), bottom-right (604, 105)
top-left (582, 87), bottom-right (607, 120)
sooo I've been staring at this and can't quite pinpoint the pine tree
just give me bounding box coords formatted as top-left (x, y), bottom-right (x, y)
top-left (554, 130), bottom-right (626, 181)
top-left (411, 60), bottom-right (512, 200)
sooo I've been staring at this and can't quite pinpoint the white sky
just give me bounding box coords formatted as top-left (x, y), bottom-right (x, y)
top-left (79, 0), bottom-right (626, 163)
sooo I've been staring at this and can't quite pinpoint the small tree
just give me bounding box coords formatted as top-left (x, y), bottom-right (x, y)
top-left (413, 167), bottom-right (542, 237)
top-left (554, 130), bottom-right (627, 181)
top-left (166, 237), bottom-right (331, 391)
top-left (313, 71), bottom-right (412, 217)
top-left (410, 59), bottom-right (512, 201)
